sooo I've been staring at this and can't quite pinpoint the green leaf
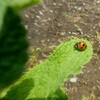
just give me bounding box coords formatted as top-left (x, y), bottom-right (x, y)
top-left (0, 0), bottom-right (42, 88)
top-left (47, 87), bottom-right (68, 100)
top-left (0, 0), bottom-right (42, 31)
top-left (0, 7), bottom-right (29, 89)
top-left (10, 0), bottom-right (43, 11)
top-left (1, 39), bottom-right (93, 100)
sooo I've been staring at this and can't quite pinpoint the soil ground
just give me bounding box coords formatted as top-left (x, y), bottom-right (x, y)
top-left (22, 0), bottom-right (100, 100)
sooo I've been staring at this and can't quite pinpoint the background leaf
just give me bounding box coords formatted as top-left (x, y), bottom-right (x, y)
top-left (0, 7), bottom-right (28, 89)
top-left (0, 0), bottom-right (42, 88)
top-left (0, 0), bottom-right (42, 31)
top-left (10, 0), bottom-right (43, 11)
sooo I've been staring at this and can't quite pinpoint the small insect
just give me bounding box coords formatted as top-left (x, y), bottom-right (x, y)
top-left (74, 41), bottom-right (87, 51)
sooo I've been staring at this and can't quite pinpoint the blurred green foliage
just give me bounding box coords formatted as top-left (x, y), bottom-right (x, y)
top-left (0, 7), bottom-right (28, 88)
top-left (0, 0), bottom-right (42, 89)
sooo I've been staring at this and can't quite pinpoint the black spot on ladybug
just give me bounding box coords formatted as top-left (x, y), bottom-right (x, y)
top-left (81, 47), bottom-right (83, 49)
top-left (83, 44), bottom-right (85, 46)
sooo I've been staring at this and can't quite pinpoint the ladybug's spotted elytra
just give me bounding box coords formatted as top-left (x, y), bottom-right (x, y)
top-left (74, 41), bottom-right (87, 51)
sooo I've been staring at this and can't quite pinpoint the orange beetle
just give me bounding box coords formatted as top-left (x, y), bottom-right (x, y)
top-left (74, 41), bottom-right (87, 51)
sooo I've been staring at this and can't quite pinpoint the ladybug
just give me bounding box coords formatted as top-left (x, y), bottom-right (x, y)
top-left (74, 41), bottom-right (87, 51)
